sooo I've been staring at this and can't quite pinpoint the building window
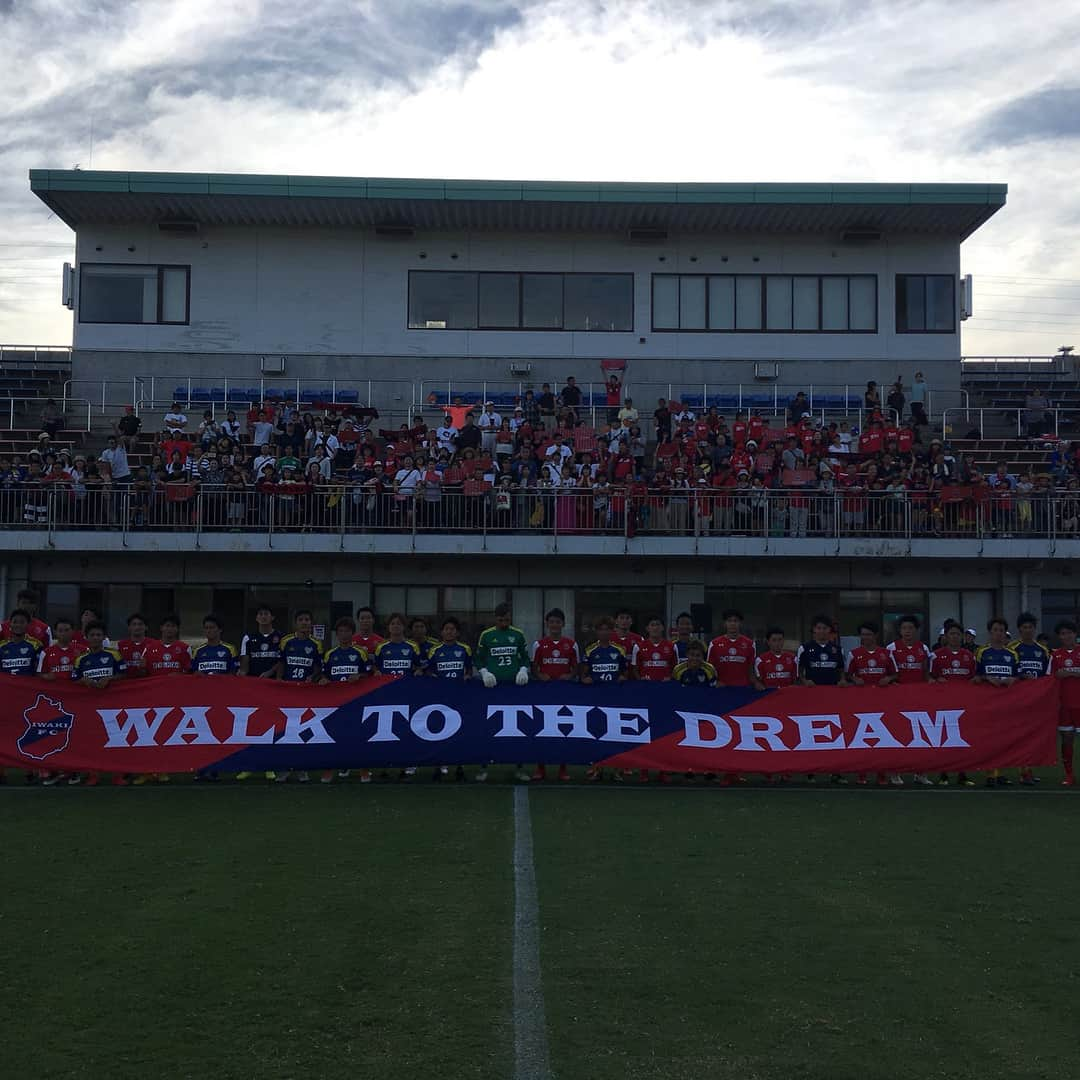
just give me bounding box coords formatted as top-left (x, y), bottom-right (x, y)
top-left (651, 274), bottom-right (877, 332)
top-left (896, 274), bottom-right (956, 333)
top-left (78, 264), bottom-right (190, 325)
top-left (408, 271), bottom-right (633, 331)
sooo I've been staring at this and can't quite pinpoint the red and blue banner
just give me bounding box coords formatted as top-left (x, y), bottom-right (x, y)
top-left (0, 674), bottom-right (1061, 775)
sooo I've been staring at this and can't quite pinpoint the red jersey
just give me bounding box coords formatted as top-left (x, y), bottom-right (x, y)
top-left (846, 645), bottom-right (896, 685)
top-left (636, 639), bottom-right (677, 681)
top-left (146, 639), bottom-right (192, 674)
top-left (886, 640), bottom-right (931, 684)
top-left (352, 632), bottom-right (385, 653)
top-left (858, 429), bottom-right (884, 455)
top-left (732, 420), bottom-right (748, 447)
top-left (930, 647), bottom-right (976, 681)
top-left (2, 617), bottom-right (51, 647)
top-left (530, 636), bottom-right (580, 680)
top-left (118, 636), bottom-right (161, 678)
top-left (706, 634), bottom-right (756, 686)
top-left (1051, 645), bottom-right (1080, 676)
top-left (754, 650), bottom-right (798, 688)
top-left (1052, 646), bottom-right (1080, 720)
top-left (612, 631), bottom-right (645, 665)
top-left (39, 641), bottom-right (88, 678)
top-left (747, 416), bottom-right (765, 443)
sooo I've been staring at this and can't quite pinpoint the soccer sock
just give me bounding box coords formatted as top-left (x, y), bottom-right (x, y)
top-left (1062, 738), bottom-right (1074, 775)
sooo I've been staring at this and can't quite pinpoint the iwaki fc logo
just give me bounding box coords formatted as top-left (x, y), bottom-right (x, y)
top-left (17, 694), bottom-right (75, 760)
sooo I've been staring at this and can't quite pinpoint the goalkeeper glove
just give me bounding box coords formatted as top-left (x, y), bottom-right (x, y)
top-left (480, 668), bottom-right (497, 689)
top-left (515, 667), bottom-right (530, 687)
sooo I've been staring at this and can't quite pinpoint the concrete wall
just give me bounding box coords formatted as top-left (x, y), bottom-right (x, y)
top-left (69, 224), bottom-right (965, 406)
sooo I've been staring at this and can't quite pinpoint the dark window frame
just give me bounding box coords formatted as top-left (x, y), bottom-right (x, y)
top-left (78, 263), bottom-right (191, 326)
top-left (407, 270), bottom-right (633, 332)
top-left (650, 273), bottom-right (878, 334)
top-left (895, 273), bottom-right (956, 334)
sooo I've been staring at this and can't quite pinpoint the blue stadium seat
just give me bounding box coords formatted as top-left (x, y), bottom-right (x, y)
top-left (264, 387), bottom-right (285, 400)
top-left (242, 387), bottom-right (262, 403)
top-left (210, 388), bottom-right (226, 402)
top-left (192, 387), bottom-right (211, 402)
top-left (491, 392), bottom-right (518, 407)
top-left (746, 394), bottom-right (775, 410)
top-left (336, 389), bottom-right (360, 404)
top-left (680, 393), bottom-right (704, 409)
top-left (173, 386), bottom-right (189, 402)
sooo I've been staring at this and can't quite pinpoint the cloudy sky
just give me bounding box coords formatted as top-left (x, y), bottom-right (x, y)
top-left (2, 0), bottom-right (1079, 352)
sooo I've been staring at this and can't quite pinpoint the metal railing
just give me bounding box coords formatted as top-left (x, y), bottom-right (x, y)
top-left (961, 355), bottom-right (1069, 375)
top-left (942, 407), bottom-right (1063, 440)
top-left (0, 397), bottom-right (92, 432)
top-left (1, 485), bottom-right (1076, 546)
top-left (0, 345), bottom-right (72, 369)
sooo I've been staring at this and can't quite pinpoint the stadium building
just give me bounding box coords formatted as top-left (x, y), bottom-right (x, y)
top-left (4, 168), bottom-right (1076, 646)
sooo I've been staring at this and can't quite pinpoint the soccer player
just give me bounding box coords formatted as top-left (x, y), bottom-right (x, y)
top-left (39, 617), bottom-right (86, 680)
top-left (70, 621), bottom-right (126, 786)
top-left (239, 603), bottom-right (283, 678)
top-left (71, 607), bottom-right (104, 650)
top-left (320, 616), bottom-right (373, 784)
top-left (581, 617), bottom-right (628, 685)
top-left (352, 605), bottom-right (385, 654)
top-left (672, 639), bottom-right (717, 686)
top-left (1010, 612), bottom-right (1051, 786)
top-left (636, 617), bottom-right (677, 682)
top-left (274, 610), bottom-right (325, 783)
top-left (408, 616), bottom-right (440, 666)
top-left (930, 622), bottom-right (978, 787)
top-left (1051, 619), bottom-right (1080, 786)
top-left (797, 614), bottom-right (847, 784)
top-left (190, 614), bottom-right (238, 783)
top-left (1, 588), bottom-right (52, 648)
top-left (117, 612), bottom-right (160, 678)
top-left (671, 611), bottom-right (696, 663)
top-left (0, 608), bottom-right (45, 677)
top-left (530, 607), bottom-right (579, 782)
top-left (145, 614), bottom-right (192, 675)
top-left (475, 602), bottom-right (530, 689)
top-left (706, 609), bottom-right (757, 687)
top-left (846, 621), bottom-right (898, 785)
top-left (426, 617), bottom-right (474, 781)
top-left (612, 608), bottom-right (645, 668)
top-left (753, 627), bottom-right (798, 784)
top-left (373, 614), bottom-right (422, 780)
top-left (975, 617), bottom-right (1018, 788)
top-left (886, 613), bottom-right (935, 786)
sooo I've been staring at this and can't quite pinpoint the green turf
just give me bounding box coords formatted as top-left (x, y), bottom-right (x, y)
top-left (530, 788), bottom-right (1080, 1080)
top-left (0, 786), bottom-right (513, 1080)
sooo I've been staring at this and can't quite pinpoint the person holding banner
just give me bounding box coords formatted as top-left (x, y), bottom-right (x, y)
top-left (275, 610), bottom-right (325, 783)
top-left (320, 616), bottom-right (373, 784)
top-left (531, 608), bottom-right (579, 782)
top-left (145, 615), bottom-right (191, 676)
top-left (582, 617), bottom-right (629, 783)
top-left (797, 615), bottom-right (847, 784)
top-left (474, 603), bottom-right (531, 782)
top-left (672, 640), bottom-right (717, 687)
top-left (754, 627), bottom-right (798, 785)
top-left (930, 622), bottom-right (977, 787)
top-left (190, 615), bottom-right (239, 783)
top-left (1051, 619), bottom-right (1080, 786)
top-left (426, 617), bottom-right (475, 781)
top-left (236, 604), bottom-right (282, 782)
top-left (846, 622), bottom-right (899, 787)
top-left (1010, 612), bottom-right (1051, 786)
top-left (887, 614), bottom-right (935, 787)
top-left (975, 617), bottom-right (1019, 788)
top-left (374, 614), bottom-right (423, 781)
top-left (69, 622), bottom-right (126, 787)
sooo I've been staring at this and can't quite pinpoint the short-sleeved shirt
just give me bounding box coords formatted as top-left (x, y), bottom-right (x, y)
top-left (976, 645), bottom-right (1018, 680)
top-left (754, 651), bottom-right (798, 688)
top-left (280, 634), bottom-right (324, 682)
top-left (672, 661), bottom-right (717, 687)
top-left (474, 626), bottom-right (530, 682)
top-left (1, 617), bottom-right (52, 647)
top-left (0, 636), bottom-right (44, 675)
top-left (146, 640), bottom-right (191, 674)
top-left (1009, 640), bottom-right (1050, 679)
top-left (323, 645), bottom-right (372, 681)
top-left (427, 642), bottom-right (473, 680)
top-left (39, 642), bottom-right (88, 678)
top-left (373, 639), bottom-right (421, 679)
top-left (191, 642), bottom-right (239, 675)
top-left (796, 640), bottom-right (844, 685)
top-left (531, 637), bottom-right (580, 680)
top-left (410, 636), bottom-right (441, 665)
top-left (583, 642), bottom-right (627, 683)
top-left (1051, 645), bottom-right (1080, 676)
top-left (74, 648), bottom-right (125, 681)
top-left (706, 634), bottom-right (757, 687)
top-left (636, 640), bottom-right (676, 681)
top-left (886, 640), bottom-right (932, 684)
top-left (931, 647), bottom-right (976, 681)
top-left (846, 646), bottom-right (896, 685)
top-left (240, 630), bottom-right (283, 676)
top-left (118, 637), bottom-right (161, 678)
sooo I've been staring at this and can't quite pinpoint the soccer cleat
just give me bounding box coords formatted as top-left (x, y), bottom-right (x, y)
top-left (1020, 775), bottom-right (1037, 786)
top-left (454, 766), bottom-right (466, 782)
top-left (996, 776), bottom-right (1011, 787)
top-left (856, 774), bottom-right (868, 786)
top-left (531, 766), bottom-right (547, 782)
top-left (359, 770), bottom-right (372, 783)
top-left (440, 766), bottom-right (449, 776)
top-left (912, 774), bottom-right (933, 786)
top-left (132, 775), bottom-right (151, 786)
top-left (68, 774), bottom-right (84, 786)
top-left (275, 771), bottom-right (291, 783)
top-left (985, 776), bottom-right (997, 788)
top-left (557, 765), bottom-right (570, 782)
top-left (320, 771), bottom-right (334, 784)
top-left (1062, 775), bottom-right (1075, 787)
top-left (474, 770), bottom-right (488, 783)
top-left (585, 767), bottom-right (601, 783)
top-left (959, 774), bottom-right (975, 787)
top-left (937, 774), bottom-right (950, 786)
top-left (612, 770), bottom-right (625, 783)
top-left (404, 767), bottom-right (417, 777)
top-left (890, 774), bottom-right (904, 786)
top-left (296, 771), bottom-right (310, 783)
top-left (516, 769), bottom-right (532, 783)
top-left (235, 771), bottom-right (252, 781)
top-left (337, 769), bottom-right (351, 779)
top-left (42, 773), bottom-right (67, 787)
top-left (831, 774), bottom-right (848, 785)
top-left (806, 774), bottom-right (816, 784)
top-left (264, 771), bottom-right (277, 781)
top-left (111, 775), bottom-right (129, 786)
top-left (638, 769), bottom-right (650, 783)
top-left (156, 773), bottom-right (170, 783)
top-left (85, 773), bottom-right (100, 787)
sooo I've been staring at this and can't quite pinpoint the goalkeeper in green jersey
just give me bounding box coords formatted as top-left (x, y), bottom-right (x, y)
top-left (474, 602), bottom-right (531, 782)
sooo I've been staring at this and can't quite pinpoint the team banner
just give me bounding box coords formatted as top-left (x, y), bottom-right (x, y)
top-left (0, 674), bottom-right (1060, 775)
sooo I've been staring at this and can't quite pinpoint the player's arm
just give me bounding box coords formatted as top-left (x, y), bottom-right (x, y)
top-left (972, 647), bottom-right (988, 685)
top-left (578, 651), bottom-right (592, 684)
top-left (846, 651), bottom-right (864, 686)
top-left (750, 656), bottom-right (766, 691)
top-left (795, 646), bottom-right (814, 686)
top-left (227, 645), bottom-right (240, 675)
top-left (558, 644), bottom-right (580, 681)
top-left (531, 641), bottom-right (549, 681)
top-left (879, 654), bottom-right (897, 687)
top-left (239, 634), bottom-right (251, 676)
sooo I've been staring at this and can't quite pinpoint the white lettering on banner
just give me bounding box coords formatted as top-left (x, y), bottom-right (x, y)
top-left (361, 705), bottom-right (407, 742)
top-left (733, 716), bottom-right (787, 752)
top-left (99, 707), bottom-right (171, 748)
top-left (163, 708), bottom-right (220, 746)
top-left (676, 712), bottom-right (735, 749)
top-left (902, 710), bottom-right (970, 749)
top-left (277, 707), bottom-right (335, 745)
top-left (598, 708), bottom-right (651, 744)
top-left (410, 705), bottom-right (462, 742)
top-left (792, 715), bottom-right (846, 751)
top-left (848, 712), bottom-right (905, 750)
top-left (225, 707), bottom-right (277, 744)
top-left (489, 705), bottom-right (534, 738)
top-left (536, 705), bottom-right (595, 740)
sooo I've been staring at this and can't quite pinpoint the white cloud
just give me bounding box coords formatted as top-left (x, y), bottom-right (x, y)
top-left (3, 0), bottom-right (1080, 352)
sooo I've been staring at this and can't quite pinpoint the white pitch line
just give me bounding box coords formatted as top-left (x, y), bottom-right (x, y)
top-left (512, 786), bottom-right (553, 1080)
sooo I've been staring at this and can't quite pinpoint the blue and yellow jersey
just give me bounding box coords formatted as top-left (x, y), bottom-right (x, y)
top-left (373, 639), bottom-right (421, 679)
top-left (672, 660), bottom-right (718, 687)
top-left (0, 635), bottom-right (44, 675)
top-left (584, 641), bottom-right (628, 683)
top-left (280, 633), bottom-right (324, 682)
top-left (74, 648), bottom-right (125, 681)
top-left (191, 642), bottom-right (239, 675)
top-left (323, 645), bottom-right (372, 681)
top-left (409, 636), bottom-right (441, 665)
top-left (1008, 639), bottom-right (1050, 679)
top-left (427, 642), bottom-right (473, 679)
top-left (976, 644), bottom-right (1018, 679)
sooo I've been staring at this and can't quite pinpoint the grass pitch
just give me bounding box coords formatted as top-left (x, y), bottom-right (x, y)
top-left (2, 777), bottom-right (1078, 1079)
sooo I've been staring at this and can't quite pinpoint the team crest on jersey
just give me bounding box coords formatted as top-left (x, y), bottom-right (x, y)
top-left (952, 659), bottom-right (960, 668)
top-left (17, 694), bottom-right (75, 760)
top-left (553, 649), bottom-right (560, 658)
top-left (162, 652), bottom-right (172, 662)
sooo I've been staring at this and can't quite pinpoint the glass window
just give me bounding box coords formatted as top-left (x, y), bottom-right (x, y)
top-left (708, 276), bottom-right (735, 329)
top-left (793, 277), bottom-right (819, 330)
top-left (679, 276), bottom-right (707, 329)
top-left (79, 264), bottom-right (189, 324)
top-left (478, 273), bottom-right (519, 328)
top-left (563, 274), bottom-right (633, 331)
top-left (408, 272), bottom-right (477, 329)
top-left (849, 276), bottom-right (876, 331)
top-left (821, 277), bottom-right (849, 331)
top-left (926, 275), bottom-right (956, 332)
top-left (766, 277), bottom-right (793, 331)
top-left (652, 276), bottom-right (679, 330)
top-left (521, 274), bottom-right (563, 329)
top-left (897, 275), bottom-right (954, 333)
top-left (735, 277), bottom-right (762, 330)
